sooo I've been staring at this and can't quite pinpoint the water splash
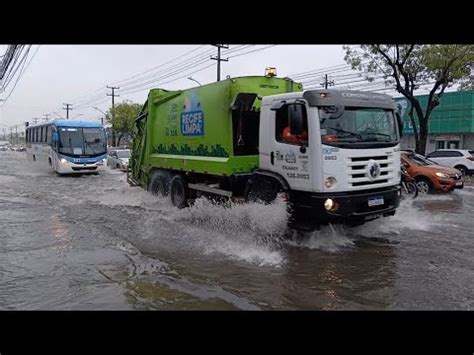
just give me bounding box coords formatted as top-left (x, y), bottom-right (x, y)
top-left (286, 224), bottom-right (355, 253)
top-left (170, 197), bottom-right (290, 267)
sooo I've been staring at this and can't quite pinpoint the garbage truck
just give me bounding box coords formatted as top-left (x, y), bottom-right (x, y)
top-left (128, 75), bottom-right (403, 229)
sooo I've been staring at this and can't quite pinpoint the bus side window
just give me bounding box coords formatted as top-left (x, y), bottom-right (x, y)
top-left (46, 126), bottom-right (51, 144)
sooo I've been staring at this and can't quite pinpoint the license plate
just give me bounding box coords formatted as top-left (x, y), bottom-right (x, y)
top-left (368, 196), bottom-right (384, 207)
top-left (455, 181), bottom-right (463, 186)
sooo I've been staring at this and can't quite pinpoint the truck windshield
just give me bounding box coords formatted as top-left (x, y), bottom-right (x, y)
top-left (319, 107), bottom-right (398, 147)
top-left (58, 127), bottom-right (106, 156)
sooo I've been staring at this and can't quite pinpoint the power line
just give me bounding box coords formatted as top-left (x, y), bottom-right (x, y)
top-left (70, 45), bottom-right (257, 110)
top-left (0, 46), bottom-right (37, 104)
top-left (119, 62), bottom-right (217, 96)
top-left (227, 45), bottom-right (276, 59)
top-left (117, 45), bottom-right (261, 94)
top-left (71, 48), bottom-right (218, 108)
top-left (112, 46), bottom-right (215, 90)
top-left (111, 45), bottom-right (208, 87)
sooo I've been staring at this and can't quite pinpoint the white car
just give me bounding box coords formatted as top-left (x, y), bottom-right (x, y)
top-left (107, 149), bottom-right (131, 171)
top-left (425, 149), bottom-right (474, 176)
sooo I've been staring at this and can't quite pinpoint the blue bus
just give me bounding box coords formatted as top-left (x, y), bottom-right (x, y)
top-left (25, 119), bottom-right (108, 174)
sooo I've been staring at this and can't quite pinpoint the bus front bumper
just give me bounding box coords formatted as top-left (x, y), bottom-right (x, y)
top-left (57, 159), bottom-right (107, 174)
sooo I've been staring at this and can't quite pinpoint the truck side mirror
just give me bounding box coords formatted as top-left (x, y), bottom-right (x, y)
top-left (396, 112), bottom-right (403, 138)
top-left (270, 100), bottom-right (286, 111)
top-left (289, 105), bottom-right (304, 136)
top-left (324, 105), bottom-right (345, 119)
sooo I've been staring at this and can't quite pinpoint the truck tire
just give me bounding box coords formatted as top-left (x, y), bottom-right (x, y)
top-left (245, 175), bottom-right (282, 204)
top-left (149, 170), bottom-right (171, 197)
top-left (170, 175), bottom-right (189, 209)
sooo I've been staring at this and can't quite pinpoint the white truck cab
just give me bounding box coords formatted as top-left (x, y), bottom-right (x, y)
top-left (256, 89), bottom-right (403, 227)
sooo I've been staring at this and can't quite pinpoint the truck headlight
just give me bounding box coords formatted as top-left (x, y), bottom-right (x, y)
top-left (60, 158), bottom-right (68, 164)
top-left (324, 198), bottom-right (339, 212)
top-left (324, 176), bottom-right (337, 189)
top-left (435, 172), bottom-right (449, 179)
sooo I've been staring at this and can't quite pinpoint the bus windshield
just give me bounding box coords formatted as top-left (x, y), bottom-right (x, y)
top-left (58, 127), bottom-right (106, 156)
top-left (319, 107), bottom-right (398, 147)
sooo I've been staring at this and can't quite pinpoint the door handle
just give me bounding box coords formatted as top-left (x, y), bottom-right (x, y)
top-left (270, 151), bottom-right (274, 165)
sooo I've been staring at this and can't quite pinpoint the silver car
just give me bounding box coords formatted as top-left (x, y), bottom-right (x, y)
top-left (107, 149), bottom-right (131, 171)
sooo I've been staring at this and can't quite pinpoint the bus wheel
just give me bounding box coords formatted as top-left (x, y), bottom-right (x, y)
top-left (170, 175), bottom-right (189, 209)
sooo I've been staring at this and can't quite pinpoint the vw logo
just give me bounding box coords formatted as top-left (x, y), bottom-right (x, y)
top-left (367, 159), bottom-right (380, 181)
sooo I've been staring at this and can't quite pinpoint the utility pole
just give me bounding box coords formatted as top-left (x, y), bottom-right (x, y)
top-left (9, 127), bottom-right (13, 144)
top-left (43, 114), bottom-right (50, 121)
top-left (321, 74), bottom-right (335, 89)
top-left (211, 45), bottom-right (229, 82)
top-left (63, 103), bottom-right (72, 119)
top-left (2, 128), bottom-right (6, 141)
top-left (32, 118), bottom-right (39, 124)
top-left (14, 125), bottom-right (18, 145)
top-left (107, 86), bottom-right (120, 147)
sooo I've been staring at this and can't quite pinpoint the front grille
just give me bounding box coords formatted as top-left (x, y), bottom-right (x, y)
top-left (346, 155), bottom-right (395, 188)
top-left (353, 179), bottom-right (388, 187)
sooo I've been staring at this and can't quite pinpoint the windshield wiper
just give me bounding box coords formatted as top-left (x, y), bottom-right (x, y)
top-left (364, 132), bottom-right (392, 141)
top-left (328, 127), bottom-right (362, 141)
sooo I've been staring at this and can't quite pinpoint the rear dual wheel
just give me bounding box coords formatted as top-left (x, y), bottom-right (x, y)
top-left (170, 175), bottom-right (189, 209)
top-left (148, 170), bottom-right (171, 197)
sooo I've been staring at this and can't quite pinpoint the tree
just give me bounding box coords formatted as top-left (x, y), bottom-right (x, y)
top-left (344, 45), bottom-right (474, 155)
top-left (458, 66), bottom-right (473, 91)
top-left (106, 100), bottom-right (141, 147)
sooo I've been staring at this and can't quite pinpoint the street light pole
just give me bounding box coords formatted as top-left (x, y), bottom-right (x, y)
top-left (187, 77), bottom-right (202, 86)
top-left (92, 107), bottom-right (106, 125)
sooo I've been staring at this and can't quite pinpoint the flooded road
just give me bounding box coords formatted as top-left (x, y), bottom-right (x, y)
top-left (1, 151), bottom-right (473, 310)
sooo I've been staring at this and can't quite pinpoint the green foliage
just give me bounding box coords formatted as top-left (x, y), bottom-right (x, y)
top-left (106, 100), bottom-right (141, 144)
top-left (343, 45), bottom-right (474, 154)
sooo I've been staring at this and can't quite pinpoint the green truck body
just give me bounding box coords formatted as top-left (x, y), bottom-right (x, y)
top-left (130, 76), bottom-right (302, 187)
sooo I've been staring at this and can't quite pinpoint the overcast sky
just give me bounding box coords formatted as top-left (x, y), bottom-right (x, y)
top-left (0, 45), bottom-right (350, 129)
top-left (0, 44), bottom-right (429, 132)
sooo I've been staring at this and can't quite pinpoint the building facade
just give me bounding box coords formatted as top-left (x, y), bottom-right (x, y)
top-left (395, 90), bottom-right (474, 153)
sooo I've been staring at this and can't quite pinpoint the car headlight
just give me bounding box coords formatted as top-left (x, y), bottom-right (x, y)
top-left (435, 172), bottom-right (449, 179)
top-left (324, 176), bottom-right (337, 189)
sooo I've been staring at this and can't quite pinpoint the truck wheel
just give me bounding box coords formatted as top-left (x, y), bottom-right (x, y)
top-left (170, 175), bottom-right (189, 209)
top-left (149, 170), bottom-right (170, 197)
top-left (245, 176), bottom-right (280, 204)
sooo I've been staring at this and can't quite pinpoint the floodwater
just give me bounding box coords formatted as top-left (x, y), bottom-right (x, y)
top-left (1, 151), bottom-right (473, 310)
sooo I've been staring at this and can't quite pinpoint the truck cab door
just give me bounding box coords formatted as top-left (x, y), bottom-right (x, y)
top-left (266, 101), bottom-right (313, 192)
